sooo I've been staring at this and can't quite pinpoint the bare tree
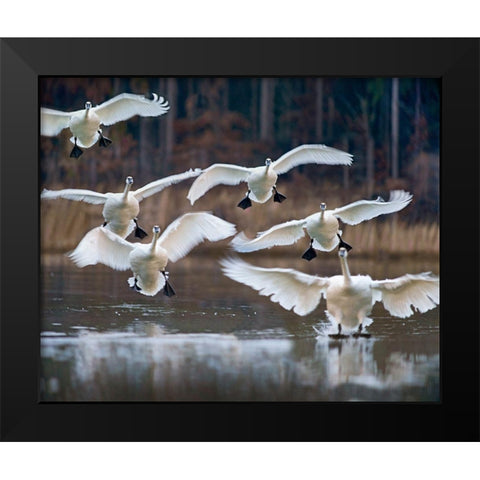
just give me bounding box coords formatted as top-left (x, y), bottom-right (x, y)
top-left (260, 78), bottom-right (275, 143)
top-left (315, 78), bottom-right (323, 141)
top-left (391, 77), bottom-right (399, 179)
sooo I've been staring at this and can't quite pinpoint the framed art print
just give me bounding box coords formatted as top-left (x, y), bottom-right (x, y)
top-left (1, 38), bottom-right (478, 441)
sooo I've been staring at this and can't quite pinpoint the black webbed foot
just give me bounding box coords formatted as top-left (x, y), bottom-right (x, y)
top-left (162, 271), bottom-right (176, 297)
top-left (237, 195), bottom-right (252, 210)
top-left (337, 233), bottom-right (352, 251)
top-left (98, 131), bottom-right (112, 148)
top-left (328, 333), bottom-right (350, 339)
top-left (272, 186), bottom-right (287, 203)
top-left (70, 141), bottom-right (83, 158)
top-left (301, 239), bottom-right (317, 261)
top-left (352, 333), bottom-right (372, 338)
top-left (130, 277), bottom-right (142, 292)
top-left (133, 219), bottom-right (148, 239)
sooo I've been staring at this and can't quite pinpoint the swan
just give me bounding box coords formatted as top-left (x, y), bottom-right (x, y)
top-left (69, 212), bottom-right (237, 297)
top-left (220, 249), bottom-right (439, 338)
top-left (41, 169), bottom-right (201, 239)
top-left (186, 144), bottom-right (353, 209)
top-left (41, 93), bottom-right (170, 158)
top-left (231, 190), bottom-right (413, 260)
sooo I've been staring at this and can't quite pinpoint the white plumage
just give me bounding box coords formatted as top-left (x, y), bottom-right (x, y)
top-left (187, 144), bottom-right (353, 208)
top-left (41, 170), bottom-right (201, 239)
top-left (231, 190), bottom-right (413, 258)
top-left (220, 249), bottom-right (439, 334)
top-left (69, 213), bottom-right (237, 296)
top-left (41, 93), bottom-right (170, 157)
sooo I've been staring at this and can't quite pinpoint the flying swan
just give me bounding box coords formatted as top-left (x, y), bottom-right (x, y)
top-left (220, 249), bottom-right (439, 338)
top-left (186, 144), bottom-right (353, 209)
top-left (41, 93), bottom-right (170, 157)
top-left (231, 190), bottom-right (413, 260)
top-left (69, 212), bottom-right (237, 297)
top-left (41, 169), bottom-right (201, 239)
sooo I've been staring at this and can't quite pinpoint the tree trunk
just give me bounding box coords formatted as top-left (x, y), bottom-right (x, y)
top-left (391, 78), bottom-right (399, 178)
top-left (315, 78), bottom-right (323, 141)
top-left (260, 78), bottom-right (275, 143)
top-left (413, 78), bottom-right (421, 155)
top-left (164, 78), bottom-right (176, 174)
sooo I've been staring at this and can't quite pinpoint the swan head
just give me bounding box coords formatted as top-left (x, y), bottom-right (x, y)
top-left (126, 176), bottom-right (134, 185)
top-left (265, 158), bottom-right (272, 166)
top-left (85, 101), bottom-right (92, 110)
top-left (339, 247), bottom-right (348, 258)
top-left (320, 202), bottom-right (327, 211)
top-left (153, 225), bottom-right (161, 235)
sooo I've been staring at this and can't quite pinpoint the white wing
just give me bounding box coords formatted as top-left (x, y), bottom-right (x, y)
top-left (159, 212), bottom-right (237, 263)
top-left (371, 272), bottom-right (439, 318)
top-left (133, 168), bottom-right (202, 202)
top-left (272, 144), bottom-right (353, 175)
top-left (220, 257), bottom-right (329, 316)
top-left (68, 226), bottom-right (134, 270)
top-left (41, 188), bottom-right (108, 205)
top-left (92, 93), bottom-right (170, 126)
top-left (231, 219), bottom-right (307, 253)
top-left (331, 190), bottom-right (413, 225)
top-left (186, 164), bottom-right (252, 205)
top-left (40, 107), bottom-right (71, 136)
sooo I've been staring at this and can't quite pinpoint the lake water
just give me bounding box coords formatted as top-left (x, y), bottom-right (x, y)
top-left (40, 253), bottom-right (440, 402)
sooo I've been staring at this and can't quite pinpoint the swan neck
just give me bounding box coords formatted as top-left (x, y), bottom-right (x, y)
top-left (340, 256), bottom-right (352, 283)
top-left (123, 183), bottom-right (132, 200)
top-left (150, 233), bottom-right (160, 252)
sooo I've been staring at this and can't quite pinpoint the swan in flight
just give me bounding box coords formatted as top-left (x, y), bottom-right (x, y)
top-left (69, 213), bottom-right (237, 297)
top-left (231, 190), bottom-right (413, 260)
top-left (41, 93), bottom-right (170, 158)
top-left (220, 249), bottom-right (439, 338)
top-left (41, 169), bottom-right (201, 239)
top-left (186, 144), bottom-right (353, 209)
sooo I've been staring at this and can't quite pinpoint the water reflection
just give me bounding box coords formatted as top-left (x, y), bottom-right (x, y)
top-left (40, 254), bottom-right (439, 402)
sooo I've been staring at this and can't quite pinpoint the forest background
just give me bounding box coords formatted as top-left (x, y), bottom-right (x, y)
top-left (40, 76), bottom-right (439, 258)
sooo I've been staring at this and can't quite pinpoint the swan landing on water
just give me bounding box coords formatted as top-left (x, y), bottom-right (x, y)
top-left (186, 144), bottom-right (353, 209)
top-left (41, 170), bottom-right (201, 239)
top-left (231, 190), bottom-right (413, 260)
top-left (220, 249), bottom-right (439, 338)
top-left (69, 212), bottom-right (237, 297)
top-left (41, 93), bottom-right (170, 158)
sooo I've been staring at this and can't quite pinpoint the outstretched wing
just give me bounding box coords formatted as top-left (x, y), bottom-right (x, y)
top-left (68, 226), bottom-right (134, 270)
top-left (41, 188), bottom-right (108, 205)
top-left (93, 93), bottom-right (170, 126)
top-left (158, 212), bottom-right (237, 263)
top-left (220, 257), bottom-right (329, 316)
top-left (133, 168), bottom-right (202, 202)
top-left (186, 164), bottom-right (252, 205)
top-left (371, 272), bottom-right (439, 318)
top-left (40, 107), bottom-right (71, 136)
top-left (231, 219), bottom-right (307, 253)
top-left (272, 144), bottom-right (353, 175)
top-left (331, 190), bottom-right (413, 225)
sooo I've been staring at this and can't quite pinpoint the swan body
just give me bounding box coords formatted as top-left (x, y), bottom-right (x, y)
top-left (220, 249), bottom-right (439, 334)
top-left (69, 212), bottom-right (237, 296)
top-left (41, 169), bottom-right (201, 238)
top-left (231, 190), bottom-right (413, 257)
top-left (187, 144), bottom-right (353, 207)
top-left (41, 93), bottom-right (170, 156)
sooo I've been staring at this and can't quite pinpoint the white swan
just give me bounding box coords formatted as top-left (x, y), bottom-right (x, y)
top-left (231, 190), bottom-right (413, 260)
top-left (69, 212), bottom-right (237, 297)
top-left (220, 249), bottom-right (439, 337)
top-left (186, 144), bottom-right (353, 209)
top-left (41, 93), bottom-right (170, 157)
top-left (41, 169), bottom-right (201, 239)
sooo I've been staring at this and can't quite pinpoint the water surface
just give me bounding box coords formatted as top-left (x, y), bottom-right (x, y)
top-left (40, 254), bottom-right (439, 402)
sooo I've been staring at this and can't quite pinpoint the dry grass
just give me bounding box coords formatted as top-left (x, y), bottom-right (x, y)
top-left (40, 176), bottom-right (439, 258)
